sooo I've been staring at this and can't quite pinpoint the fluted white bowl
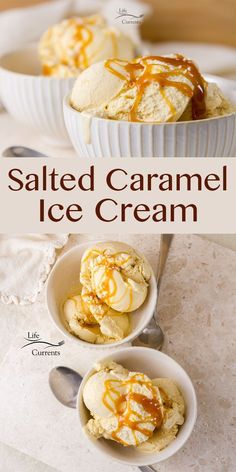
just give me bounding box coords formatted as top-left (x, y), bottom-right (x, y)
top-left (78, 346), bottom-right (197, 466)
top-left (64, 74), bottom-right (236, 157)
top-left (0, 46), bottom-right (75, 147)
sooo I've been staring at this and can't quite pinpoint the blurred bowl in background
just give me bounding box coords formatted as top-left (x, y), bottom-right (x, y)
top-left (0, 46), bottom-right (74, 147)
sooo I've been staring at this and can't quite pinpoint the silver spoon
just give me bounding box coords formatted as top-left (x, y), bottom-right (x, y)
top-left (2, 146), bottom-right (47, 157)
top-left (132, 234), bottom-right (173, 350)
top-left (49, 366), bottom-right (157, 472)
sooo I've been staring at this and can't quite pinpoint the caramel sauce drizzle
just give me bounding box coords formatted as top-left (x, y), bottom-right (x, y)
top-left (105, 55), bottom-right (206, 122)
top-left (67, 295), bottom-right (95, 324)
top-left (72, 20), bottom-right (93, 69)
top-left (102, 375), bottom-right (163, 446)
top-left (43, 17), bottom-right (121, 75)
top-left (83, 249), bottom-right (134, 310)
top-left (42, 65), bottom-right (52, 76)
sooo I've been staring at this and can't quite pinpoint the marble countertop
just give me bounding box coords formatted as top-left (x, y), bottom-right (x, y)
top-left (0, 234), bottom-right (235, 472)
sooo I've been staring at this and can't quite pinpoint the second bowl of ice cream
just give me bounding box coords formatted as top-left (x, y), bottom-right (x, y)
top-left (64, 54), bottom-right (236, 157)
top-left (46, 241), bottom-right (157, 348)
top-left (78, 346), bottom-right (197, 465)
top-left (0, 15), bottom-right (135, 146)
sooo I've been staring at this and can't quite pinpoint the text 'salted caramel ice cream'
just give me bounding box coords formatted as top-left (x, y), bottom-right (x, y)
top-left (71, 54), bottom-right (235, 122)
top-left (63, 242), bottom-right (151, 344)
top-left (39, 15), bottom-right (135, 78)
top-left (83, 362), bottom-right (185, 451)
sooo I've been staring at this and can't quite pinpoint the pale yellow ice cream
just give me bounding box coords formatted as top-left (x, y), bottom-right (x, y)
top-left (64, 292), bottom-right (129, 344)
top-left (83, 362), bottom-right (185, 449)
top-left (204, 82), bottom-right (235, 118)
top-left (80, 242), bottom-right (151, 313)
top-left (39, 15), bottom-right (134, 78)
top-left (71, 54), bottom-right (235, 122)
top-left (63, 242), bottom-right (151, 344)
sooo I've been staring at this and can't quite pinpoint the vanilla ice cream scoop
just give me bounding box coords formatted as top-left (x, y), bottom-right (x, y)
top-left (80, 242), bottom-right (151, 312)
top-left (138, 378), bottom-right (185, 453)
top-left (63, 293), bottom-right (129, 344)
top-left (83, 362), bottom-right (185, 449)
top-left (204, 82), bottom-right (235, 118)
top-left (71, 54), bottom-right (206, 122)
top-left (39, 15), bottom-right (134, 78)
top-left (71, 54), bottom-right (235, 122)
top-left (63, 242), bottom-right (150, 344)
top-left (83, 362), bottom-right (163, 446)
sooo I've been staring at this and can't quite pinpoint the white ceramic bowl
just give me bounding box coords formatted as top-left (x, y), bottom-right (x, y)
top-left (46, 241), bottom-right (157, 349)
top-left (0, 46), bottom-right (75, 147)
top-left (63, 74), bottom-right (236, 157)
top-left (78, 346), bottom-right (197, 466)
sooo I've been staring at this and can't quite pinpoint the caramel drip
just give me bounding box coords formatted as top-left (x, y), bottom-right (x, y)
top-left (96, 254), bottom-right (133, 307)
top-left (73, 22), bottom-right (93, 69)
top-left (68, 295), bottom-right (95, 323)
top-left (102, 375), bottom-right (163, 446)
top-left (82, 290), bottom-right (104, 307)
top-left (105, 55), bottom-right (206, 122)
top-left (42, 65), bottom-right (52, 76)
top-left (83, 248), bottom-right (133, 307)
top-left (100, 266), bottom-right (117, 305)
top-left (82, 248), bottom-right (141, 315)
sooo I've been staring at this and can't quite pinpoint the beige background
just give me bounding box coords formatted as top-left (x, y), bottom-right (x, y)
top-left (1, 0), bottom-right (236, 46)
top-left (141, 0), bottom-right (236, 46)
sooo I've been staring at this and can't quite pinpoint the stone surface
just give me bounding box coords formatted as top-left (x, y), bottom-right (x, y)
top-left (0, 442), bottom-right (58, 472)
top-left (0, 234), bottom-right (235, 472)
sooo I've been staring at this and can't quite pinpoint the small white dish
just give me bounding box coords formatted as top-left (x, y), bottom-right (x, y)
top-left (0, 45), bottom-right (74, 147)
top-left (78, 346), bottom-right (197, 466)
top-left (46, 241), bottom-right (157, 349)
top-left (63, 74), bottom-right (236, 157)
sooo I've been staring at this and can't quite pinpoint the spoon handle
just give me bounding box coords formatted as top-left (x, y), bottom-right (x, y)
top-left (153, 234), bottom-right (173, 326)
top-left (157, 234), bottom-right (174, 287)
top-left (2, 146), bottom-right (47, 157)
top-left (139, 466), bottom-right (158, 472)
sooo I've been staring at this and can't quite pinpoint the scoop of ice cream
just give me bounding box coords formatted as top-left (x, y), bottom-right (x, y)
top-left (80, 242), bottom-right (151, 312)
top-left (138, 378), bottom-right (185, 452)
top-left (39, 15), bottom-right (134, 78)
top-left (68, 318), bottom-right (106, 344)
top-left (204, 82), bottom-right (235, 118)
top-left (83, 362), bottom-right (164, 446)
top-left (83, 363), bottom-right (128, 417)
top-left (71, 54), bottom-right (235, 122)
top-left (64, 295), bottom-right (97, 325)
top-left (63, 242), bottom-right (150, 344)
top-left (71, 54), bottom-right (207, 122)
top-left (64, 293), bottom-right (129, 343)
top-left (100, 314), bottom-right (129, 341)
top-left (179, 82), bottom-right (235, 121)
top-left (80, 287), bottom-right (116, 321)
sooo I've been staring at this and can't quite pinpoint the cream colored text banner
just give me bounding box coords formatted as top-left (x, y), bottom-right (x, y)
top-left (0, 158), bottom-right (235, 233)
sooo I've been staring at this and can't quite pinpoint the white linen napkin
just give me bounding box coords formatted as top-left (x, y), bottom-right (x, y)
top-left (0, 234), bottom-right (68, 305)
